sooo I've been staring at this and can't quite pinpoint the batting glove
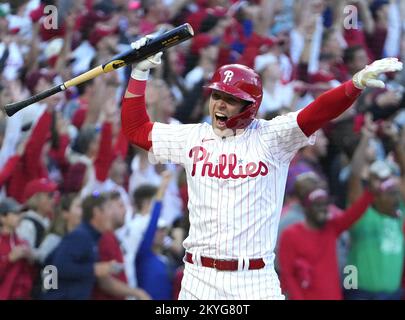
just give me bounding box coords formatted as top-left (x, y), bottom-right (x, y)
top-left (352, 57), bottom-right (403, 89)
top-left (130, 36), bottom-right (163, 80)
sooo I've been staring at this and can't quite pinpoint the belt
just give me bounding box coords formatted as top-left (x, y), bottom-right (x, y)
top-left (185, 252), bottom-right (265, 271)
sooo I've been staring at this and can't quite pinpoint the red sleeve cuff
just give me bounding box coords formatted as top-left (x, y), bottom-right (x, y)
top-left (345, 80), bottom-right (363, 98)
top-left (127, 78), bottom-right (147, 96)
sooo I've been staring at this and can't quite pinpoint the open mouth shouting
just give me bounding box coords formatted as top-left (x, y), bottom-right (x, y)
top-left (215, 112), bottom-right (228, 129)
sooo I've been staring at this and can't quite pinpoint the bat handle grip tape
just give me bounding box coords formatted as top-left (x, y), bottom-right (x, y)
top-left (2, 85), bottom-right (63, 117)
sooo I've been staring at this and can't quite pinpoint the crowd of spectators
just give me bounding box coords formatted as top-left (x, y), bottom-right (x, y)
top-left (0, 0), bottom-right (405, 300)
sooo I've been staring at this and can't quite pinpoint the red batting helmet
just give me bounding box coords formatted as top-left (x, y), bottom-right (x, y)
top-left (206, 64), bottom-right (263, 130)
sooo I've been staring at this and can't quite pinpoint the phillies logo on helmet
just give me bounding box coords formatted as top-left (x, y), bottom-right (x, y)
top-left (223, 70), bottom-right (234, 84)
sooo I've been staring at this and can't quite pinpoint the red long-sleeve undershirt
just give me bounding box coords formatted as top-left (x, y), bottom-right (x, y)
top-left (120, 79), bottom-right (362, 150)
top-left (121, 79), bottom-right (154, 151)
top-left (297, 81), bottom-right (362, 136)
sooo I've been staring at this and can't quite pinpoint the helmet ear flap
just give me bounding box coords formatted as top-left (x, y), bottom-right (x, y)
top-left (240, 100), bottom-right (253, 113)
top-left (225, 101), bottom-right (259, 130)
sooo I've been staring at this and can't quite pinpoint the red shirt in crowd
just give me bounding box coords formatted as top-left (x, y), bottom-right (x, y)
top-left (172, 266), bottom-right (184, 300)
top-left (6, 111), bottom-right (52, 203)
top-left (278, 190), bottom-right (374, 300)
top-left (92, 231), bottom-right (128, 300)
top-left (0, 233), bottom-right (34, 300)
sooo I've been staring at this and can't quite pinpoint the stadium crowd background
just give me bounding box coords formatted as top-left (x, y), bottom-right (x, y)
top-left (0, 0), bottom-right (405, 300)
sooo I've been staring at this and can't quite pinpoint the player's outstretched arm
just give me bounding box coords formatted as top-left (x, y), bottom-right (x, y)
top-left (297, 57), bottom-right (403, 137)
top-left (121, 37), bottom-right (163, 151)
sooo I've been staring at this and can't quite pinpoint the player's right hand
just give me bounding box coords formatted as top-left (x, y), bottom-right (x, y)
top-left (130, 36), bottom-right (163, 72)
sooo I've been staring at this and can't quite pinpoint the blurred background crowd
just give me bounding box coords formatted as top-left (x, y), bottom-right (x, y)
top-left (0, 0), bottom-right (405, 300)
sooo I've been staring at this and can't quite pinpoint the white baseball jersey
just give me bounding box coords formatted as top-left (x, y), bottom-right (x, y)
top-left (151, 111), bottom-right (314, 299)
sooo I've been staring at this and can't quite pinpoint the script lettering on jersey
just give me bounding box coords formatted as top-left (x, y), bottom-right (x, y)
top-left (189, 146), bottom-right (269, 179)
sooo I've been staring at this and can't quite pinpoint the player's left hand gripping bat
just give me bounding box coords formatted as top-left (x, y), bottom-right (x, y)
top-left (2, 23), bottom-right (194, 117)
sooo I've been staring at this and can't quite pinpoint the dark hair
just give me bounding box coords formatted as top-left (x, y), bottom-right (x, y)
top-left (81, 193), bottom-right (107, 222)
top-left (200, 14), bottom-right (220, 33)
top-left (133, 184), bottom-right (158, 210)
top-left (107, 191), bottom-right (121, 201)
top-left (142, 0), bottom-right (158, 13)
top-left (370, 0), bottom-right (389, 20)
top-left (10, 0), bottom-right (31, 13)
top-left (322, 28), bottom-right (335, 45)
top-left (0, 118), bottom-right (6, 137)
top-left (343, 45), bottom-right (365, 65)
top-left (50, 193), bottom-right (79, 236)
top-left (76, 79), bottom-right (94, 96)
top-left (60, 193), bottom-right (79, 212)
top-left (294, 173), bottom-right (321, 201)
top-left (183, 53), bottom-right (199, 76)
top-left (319, 53), bottom-right (335, 62)
top-left (72, 125), bottom-right (98, 154)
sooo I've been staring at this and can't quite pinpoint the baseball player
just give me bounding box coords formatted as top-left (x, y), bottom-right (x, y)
top-left (121, 36), bottom-right (402, 300)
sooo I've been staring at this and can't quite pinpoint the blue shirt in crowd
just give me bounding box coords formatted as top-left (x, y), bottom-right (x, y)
top-left (136, 201), bottom-right (174, 300)
top-left (42, 222), bottom-right (101, 300)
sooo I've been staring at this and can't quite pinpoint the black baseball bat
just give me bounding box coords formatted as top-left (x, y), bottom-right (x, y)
top-left (2, 23), bottom-right (194, 117)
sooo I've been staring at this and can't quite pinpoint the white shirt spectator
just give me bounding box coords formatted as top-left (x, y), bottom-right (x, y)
top-left (259, 82), bottom-right (295, 116)
top-left (129, 154), bottom-right (182, 226)
top-left (71, 40), bottom-right (96, 76)
top-left (383, 0), bottom-right (401, 58)
top-left (7, 12), bottom-right (33, 40)
top-left (184, 66), bottom-right (204, 90)
top-left (16, 210), bottom-right (50, 251)
top-left (0, 41), bottom-right (24, 81)
top-left (116, 213), bottom-right (150, 288)
top-left (34, 233), bottom-right (62, 264)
